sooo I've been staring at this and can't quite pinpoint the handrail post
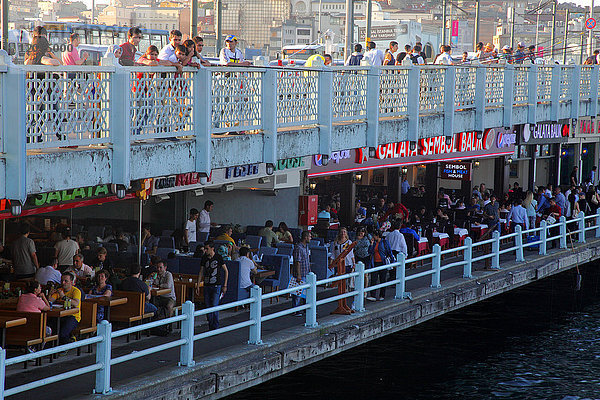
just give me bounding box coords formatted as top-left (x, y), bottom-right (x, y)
top-left (578, 211), bottom-right (586, 243)
top-left (94, 320), bottom-right (112, 394)
top-left (195, 68), bottom-right (212, 175)
top-left (595, 214), bottom-right (600, 238)
top-left (395, 253), bottom-right (409, 299)
top-left (2, 55), bottom-right (27, 208)
top-left (0, 348), bottom-right (5, 400)
top-left (431, 244), bottom-right (441, 288)
top-left (317, 68), bottom-right (333, 157)
top-left (539, 220), bottom-right (547, 255)
top-left (110, 63), bottom-right (131, 189)
top-left (305, 272), bottom-right (318, 328)
top-left (463, 237), bottom-right (473, 278)
top-left (248, 285), bottom-right (263, 344)
top-left (179, 301), bottom-right (196, 366)
top-left (515, 225), bottom-right (525, 262)
top-left (354, 261), bottom-right (365, 312)
top-left (560, 216), bottom-right (567, 249)
top-left (260, 68), bottom-right (277, 165)
top-left (491, 230), bottom-right (501, 269)
top-left (365, 66), bottom-right (380, 148)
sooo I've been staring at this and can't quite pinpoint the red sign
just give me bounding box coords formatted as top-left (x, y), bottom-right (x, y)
top-left (586, 18), bottom-right (596, 30)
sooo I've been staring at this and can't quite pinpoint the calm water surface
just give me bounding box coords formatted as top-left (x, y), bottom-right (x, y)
top-left (237, 263), bottom-right (600, 400)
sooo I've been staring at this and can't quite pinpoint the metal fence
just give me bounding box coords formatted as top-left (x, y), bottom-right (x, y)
top-left (2, 62), bottom-right (597, 151)
top-left (1, 211), bottom-right (598, 398)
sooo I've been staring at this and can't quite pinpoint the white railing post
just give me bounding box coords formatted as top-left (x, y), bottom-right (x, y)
top-left (431, 244), bottom-right (441, 288)
top-left (491, 230), bottom-right (501, 269)
top-left (539, 220), bottom-right (547, 255)
top-left (317, 68), bottom-right (333, 158)
top-left (395, 253), bottom-right (409, 299)
top-left (305, 272), bottom-right (318, 328)
top-left (515, 225), bottom-right (525, 262)
top-left (595, 214), bottom-right (600, 238)
top-left (195, 68), bottom-right (212, 176)
top-left (560, 216), bottom-right (568, 249)
top-left (109, 64), bottom-right (131, 189)
top-left (354, 261), bottom-right (365, 312)
top-left (463, 237), bottom-right (473, 278)
top-left (1, 53), bottom-right (27, 209)
top-left (578, 211), bottom-right (586, 243)
top-left (248, 285), bottom-right (263, 344)
top-left (178, 301), bottom-right (196, 366)
top-left (94, 320), bottom-right (112, 394)
top-left (0, 348), bottom-right (5, 400)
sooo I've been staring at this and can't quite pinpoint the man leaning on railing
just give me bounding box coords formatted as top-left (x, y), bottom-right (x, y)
top-left (219, 35), bottom-right (252, 67)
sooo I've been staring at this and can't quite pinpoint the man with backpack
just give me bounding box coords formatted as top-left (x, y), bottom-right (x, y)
top-left (345, 43), bottom-right (364, 65)
top-left (409, 44), bottom-right (425, 65)
top-left (383, 41), bottom-right (398, 65)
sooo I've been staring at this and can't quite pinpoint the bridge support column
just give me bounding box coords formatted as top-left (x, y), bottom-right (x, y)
top-left (366, 66), bottom-right (380, 149)
top-left (248, 286), bottom-right (263, 345)
top-left (317, 68), bottom-right (333, 158)
top-left (515, 225), bottom-right (525, 262)
top-left (550, 64), bottom-right (561, 122)
top-left (195, 68), bottom-right (212, 175)
top-left (443, 66), bottom-right (455, 140)
top-left (591, 66), bottom-right (600, 118)
top-left (1, 53), bottom-right (26, 208)
top-left (407, 66), bottom-right (420, 144)
top-left (261, 68), bottom-right (277, 165)
top-left (463, 237), bottom-right (473, 278)
top-left (539, 220), bottom-right (547, 255)
top-left (431, 244), bottom-right (441, 288)
top-left (110, 64), bottom-right (131, 189)
top-left (571, 65), bottom-right (581, 123)
top-left (527, 64), bottom-right (538, 126)
top-left (560, 216), bottom-right (568, 249)
top-left (474, 65), bottom-right (486, 134)
top-left (502, 64), bottom-right (514, 128)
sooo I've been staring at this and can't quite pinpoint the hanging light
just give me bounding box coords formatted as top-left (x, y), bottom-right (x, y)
top-left (505, 157), bottom-right (513, 166)
top-left (401, 166), bottom-right (408, 175)
top-left (476, 131), bottom-right (483, 140)
top-left (409, 141), bottom-right (417, 151)
top-left (355, 172), bottom-right (362, 182)
top-left (265, 163), bottom-right (275, 175)
top-left (309, 182), bottom-right (317, 190)
top-left (473, 160), bottom-right (480, 168)
top-left (445, 136), bottom-right (452, 146)
top-left (368, 147), bottom-right (376, 158)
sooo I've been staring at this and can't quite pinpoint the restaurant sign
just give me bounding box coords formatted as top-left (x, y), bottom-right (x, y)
top-left (520, 123), bottom-right (569, 144)
top-left (440, 162), bottom-right (471, 181)
top-left (309, 129), bottom-right (515, 177)
top-left (32, 185), bottom-right (110, 206)
top-left (577, 118), bottom-right (600, 136)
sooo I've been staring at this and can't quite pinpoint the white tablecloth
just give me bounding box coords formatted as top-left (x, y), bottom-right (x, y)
top-left (418, 237), bottom-right (428, 243)
top-left (454, 228), bottom-right (469, 237)
top-left (432, 232), bottom-right (450, 239)
top-left (472, 224), bottom-right (488, 230)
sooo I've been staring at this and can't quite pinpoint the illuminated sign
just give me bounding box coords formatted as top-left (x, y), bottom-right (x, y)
top-left (521, 123), bottom-right (569, 144)
top-left (152, 172), bottom-right (212, 195)
top-left (225, 164), bottom-right (260, 179)
top-left (314, 150), bottom-right (351, 166)
top-left (440, 162), bottom-right (471, 180)
top-left (274, 157), bottom-right (305, 171)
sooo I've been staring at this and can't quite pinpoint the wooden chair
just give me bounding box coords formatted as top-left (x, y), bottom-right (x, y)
top-left (172, 282), bottom-right (187, 330)
top-left (42, 312), bottom-right (59, 363)
top-left (110, 290), bottom-right (144, 342)
top-left (74, 302), bottom-right (97, 356)
top-left (1, 310), bottom-right (44, 368)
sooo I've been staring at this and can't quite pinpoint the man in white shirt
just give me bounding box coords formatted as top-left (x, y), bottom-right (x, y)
top-left (219, 35), bottom-right (252, 66)
top-left (184, 208), bottom-right (199, 247)
top-left (363, 41), bottom-right (384, 66)
top-left (198, 200), bottom-right (215, 234)
top-left (35, 257), bottom-right (62, 285)
top-left (67, 254), bottom-right (94, 283)
top-left (238, 247), bottom-right (257, 290)
top-left (385, 221), bottom-right (408, 257)
top-left (434, 45), bottom-right (454, 65)
top-left (55, 228), bottom-right (79, 270)
top-left (158, 29), bottom-right (182, 62)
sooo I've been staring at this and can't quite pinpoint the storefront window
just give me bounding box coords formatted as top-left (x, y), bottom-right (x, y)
top-left (515, 145), bottom-right (530, 159)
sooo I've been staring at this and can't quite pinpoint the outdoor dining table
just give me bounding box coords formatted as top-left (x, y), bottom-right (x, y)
top-left (0, 316), bottom-right (27, 348)
top-left (46, 306), bottom-right (78, 343)
top-left (83, 296), bottom-right (128, 321)
top-left (252, 269), bottom-right (275, 285)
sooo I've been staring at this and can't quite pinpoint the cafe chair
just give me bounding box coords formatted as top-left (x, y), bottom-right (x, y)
top-left (197, 232), bottom-right (209, 245)
top-left (275, 242), bottom-right (293, 257)
top-left (156, 247), bottom-right (175, 261)
top-left (258, 246), bottom-right (277, 258)
top-left (158, 236), bottom-right (175, 249)
top-left (245, 235), bottom-right (262, 251)
top-left (74, 302), bottom-right (97, 356)
top-left (178, 257), bottom-right (202, 275)
top-left (309, 246), bottom-right (329, 280)
top-left (220, 260), bottom-right (250, 305)
top-left (261, 255), bottom-right (290, 303)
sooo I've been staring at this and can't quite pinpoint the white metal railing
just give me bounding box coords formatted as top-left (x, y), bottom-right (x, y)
top-left (1, 211), bottom-right (599, 398)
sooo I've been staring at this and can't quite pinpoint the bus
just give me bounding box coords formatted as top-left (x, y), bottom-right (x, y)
top-left (37, 22), bottom-right (169, 53)
top-left (281, 44), bottom-right (325, 61)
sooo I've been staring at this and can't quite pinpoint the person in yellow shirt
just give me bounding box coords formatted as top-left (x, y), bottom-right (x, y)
top-left (50, 272), bottom-right (81, 344)
top-left (215, 226), bottom-right (239, 253)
